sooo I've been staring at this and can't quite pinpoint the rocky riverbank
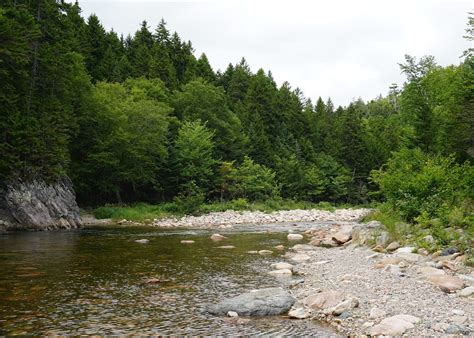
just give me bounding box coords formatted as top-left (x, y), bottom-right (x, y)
top-left (269, 222), bottom-right (473, 336)
top-left (74, 206), bottom-right (474, 335)
top-left (206, 219), bottom-right (473, 335)
top-left (147, 208), bottom-right (372, 228)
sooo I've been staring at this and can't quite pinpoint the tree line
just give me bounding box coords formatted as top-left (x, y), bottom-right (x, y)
top-left (0, 1), bottom-right (472, 223)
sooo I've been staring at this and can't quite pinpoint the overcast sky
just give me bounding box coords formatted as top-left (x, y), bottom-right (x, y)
top-left (78, 0), bottom-right (472, 107)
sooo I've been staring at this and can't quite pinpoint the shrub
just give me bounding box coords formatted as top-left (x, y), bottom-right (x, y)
top-left (229, 198), bottom-right (249, 210)
top-left (371, 148), bottom-right (473, 222)
top-left (173, 181), bottom-right (205, 215)
top-left (173, 192), bottom-right (205, 215)
top-left (229, 156), bottom-right (280, 201)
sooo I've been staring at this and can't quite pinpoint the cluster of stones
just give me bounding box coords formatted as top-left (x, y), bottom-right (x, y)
top-left (117, 219), bottom-right (145, 226)
top-left (284, 222), bottom-right (474, 335)
top-left (136, 213), bottom-right (473, 335)
top-left (151, 208), bottom-right (372, 228)
top-left (207, 220), bottom-right (473, 336)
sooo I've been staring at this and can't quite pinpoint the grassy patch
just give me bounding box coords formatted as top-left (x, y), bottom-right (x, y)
top-left (91, 199), bottom-right (356, 222)
top-left (361, 203), bottom-right (408, 242)
top-left (92, 202), bottom-right (178, 223)
top-left (363, 203), bottom-right (474, 257)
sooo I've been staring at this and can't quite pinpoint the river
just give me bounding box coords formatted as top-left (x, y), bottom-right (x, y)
top-left (0, 225), bottom-right (335, 335)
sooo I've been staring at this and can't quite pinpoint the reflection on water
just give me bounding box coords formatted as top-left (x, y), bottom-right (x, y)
top-left (0, 226), bottom-right (335, 335)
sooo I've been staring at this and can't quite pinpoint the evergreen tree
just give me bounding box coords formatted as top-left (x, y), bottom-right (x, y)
top-left (243, 69), bottom-right (278, 166)
top-left (128, 20), bottom-right (154, 77)
top-left (83, 14), bottom-right (108, 81)
top-left (196, 53), bottom-right (216, 83)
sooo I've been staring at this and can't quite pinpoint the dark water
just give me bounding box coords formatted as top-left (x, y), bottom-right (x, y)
top-left (0, 226), bottom-right (335, 336)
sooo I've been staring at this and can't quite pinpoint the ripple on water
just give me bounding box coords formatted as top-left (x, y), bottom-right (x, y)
top-left (0, 226), bottom-right (336, 336)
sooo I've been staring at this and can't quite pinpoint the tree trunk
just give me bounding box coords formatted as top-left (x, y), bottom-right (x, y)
top-left (115, 189), bottom-right (123, 205)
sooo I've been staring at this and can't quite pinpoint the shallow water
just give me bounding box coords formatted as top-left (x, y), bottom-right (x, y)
top-left (0, 225), bottom-right (335, 335)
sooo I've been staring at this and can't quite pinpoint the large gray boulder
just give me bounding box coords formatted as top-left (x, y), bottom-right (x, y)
top-left (0, 177), bottom-right (82, 230)
top-left (207, 287), bottom-right (295, 316)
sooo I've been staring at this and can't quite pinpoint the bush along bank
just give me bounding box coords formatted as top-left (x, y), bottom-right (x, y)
top-left (366, 148), bottom-right (474, 265)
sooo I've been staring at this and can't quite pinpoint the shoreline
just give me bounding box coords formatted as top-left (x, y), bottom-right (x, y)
top-left (2, 207), bottom-right (473, 335)
top-left (85, 208), bottom-right (373, 228)
top-left (85, 208), bottom-right (473, 335)
top-left (279, 222), bottom-right (474, 336)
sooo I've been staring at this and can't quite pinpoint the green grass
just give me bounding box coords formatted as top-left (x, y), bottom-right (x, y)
top-left (361, 203), bottom-right (408, 242)
top-left (362, 202), bottom-right (474, 259)
top-left (91, 202), bottom-right (178, 223)
top-left (90, 198), bottom-right (356, 222)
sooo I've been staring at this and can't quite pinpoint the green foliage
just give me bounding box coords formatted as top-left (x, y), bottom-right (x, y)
top-left (371, 148), bottom-right (473, 221)
top-left (1, 0), bottom-right (472, 257)
top-left (228, 156), bottom-right (280, 201)
top-left (362, 204), bottom-right (409, 242)
top-left (92, 198), bottom-right (342, 221)
top-left (71, 79), bottom-right (171, 203)
top-left (275, 153), bottom-right (350, 202)
top-left (173, 189), bottom-right (205, 215)
top-left (171, 120), bottom-right (217, 195)
top-left (172, 79), bottom-right (247, 160)
top-left (0, 1), bottom-right (92, 182)
top-left (93, 202), bottom-right (176, 221)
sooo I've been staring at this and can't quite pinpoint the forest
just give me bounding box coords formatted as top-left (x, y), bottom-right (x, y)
top-left (0, 1), bottom-right (473, 231)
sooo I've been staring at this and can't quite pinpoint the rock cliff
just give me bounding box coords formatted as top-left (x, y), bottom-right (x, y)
top-left (0, 177), bottom-right (82, 231)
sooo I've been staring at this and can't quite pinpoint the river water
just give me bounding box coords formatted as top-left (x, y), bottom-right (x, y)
top-left (0, 225), bottom-right (335, 335)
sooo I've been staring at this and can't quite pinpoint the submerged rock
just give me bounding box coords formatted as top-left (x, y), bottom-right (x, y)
top-left (207, 287), bottom-right (295, 316)
top-left (291, 244), bottom-right (313, 252)
top-left (143, 277), bottom-right (170, 284)
top-left (210, 233), bottom-right (227, 241)
top-left (320, 237), bottom-right (338, 248)
top-left (135, 239), bottom-right (149, 244)
top-left (217, 245), bottom-right (235, 249)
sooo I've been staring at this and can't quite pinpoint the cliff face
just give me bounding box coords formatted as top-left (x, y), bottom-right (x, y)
top-left (0, 177), bottom-right (82, 231)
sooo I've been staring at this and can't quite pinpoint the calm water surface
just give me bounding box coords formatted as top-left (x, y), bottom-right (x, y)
top-left (0, 225), bottom-right (335, 335)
